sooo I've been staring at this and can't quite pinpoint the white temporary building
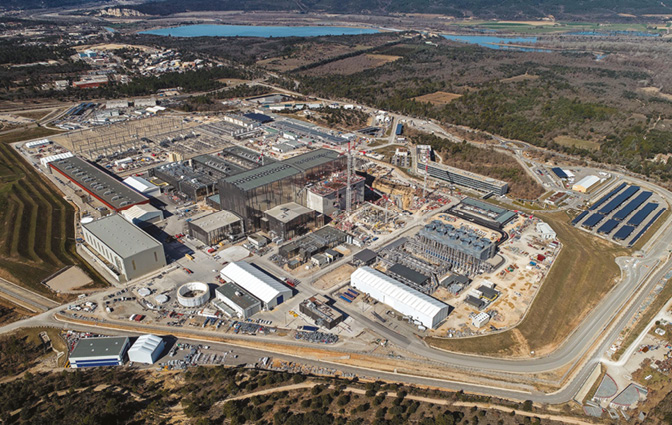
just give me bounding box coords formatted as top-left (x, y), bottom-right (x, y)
top-left (220, 261), bottom-right (292, 309)
top-left (536, 222), bottom-right (556, 240)
top-left (127, 334), bottom-right (165, 364)
top-left (350, 267), bottom-right (450, 329)
top-left (572, 175), bottom-right (600, 193)
top-left (40, 151), bottom-right (74, 167)
top-left (121, 204), bottom-right (163, 225)
top-left (123, 176), bottom-right (161, 197)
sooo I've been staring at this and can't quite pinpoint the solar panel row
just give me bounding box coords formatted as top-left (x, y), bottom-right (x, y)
top-left (571, 210), bottom-right (589, 225)
top-left (627, 203), bottom-right (658, 227)
top-left (551, 167), bottom-right (568, 179)
top-left (597, 219), bottom-right (619, 234)
top-left (582, 213), bottom-right (605, 228)
top-left (629, 208), bottom-right (666, 247)
top-left (599, 186), bottom-right (640, 215)
top-left (613, 226), bottom-right (635, 241)
top-left (590, 183), bottom-right (627, 211)
top-left (613, 192), bottom-right (652, 221)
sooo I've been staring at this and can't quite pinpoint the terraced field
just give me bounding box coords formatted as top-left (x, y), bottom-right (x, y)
top-left (0, 137), bottom-right (106, 298)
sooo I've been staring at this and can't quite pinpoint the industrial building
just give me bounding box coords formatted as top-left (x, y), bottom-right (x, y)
top-left (267, 119), bottom-right (348, 145)
top-left (350, 267), bottom-right (450, 329)
top-left (412, 220), bottom-right (497, 275)
top-left (177, 282), bottom-right (211, 307)
top-left (449, 198), bottom-right (517, 230)
top-left (472, 312), bottom-right (490, 328)
top-left (299, 295), bottom-right (344, 329)
top-left (278, 226), bottom-right (348, 262)
top-left (306, 173), bottom-right (366, 215)
top-left (191, 153), bottom-right (247, 179)
top-left (572, 175), bottom-right (600, 193)
top-left (123, 176), bottom-right (161, 197)
top-left (82, 215), bottom-right (166, 282)
top-left (220, 262), bottom-right (292, 309)
top-left (536, 222), bottom-right (556, 240)
top-left (49, 156), bottom-right (150, 212)
top-left (353, 249), bottom-right (378, 266)
top-left (422, 162), bottom-right (508, 195)
top-left (187, 210), bottom-right (244, 245)
top-left (262, 202), bottom-right (317, 240)
top-left (215, 282), bottom-right (262, 319)
top-left (69, 336), bottom-right (130, 368)
top-left (150, 162), bottom-right (218, 201)
top-left (121, 204), bottom-right (163, 226)
top-left (440, 274), bottom-right (471, 295)
top-left (387, 263), bottom-right (433, 292)
top-left (127, 334), bottom-right (165, 364)
top-left (218, 149), bottom-right (346, 231)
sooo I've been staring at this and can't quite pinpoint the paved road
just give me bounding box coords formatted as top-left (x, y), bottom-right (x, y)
top-left (0, 277), bottom-right (59, 313)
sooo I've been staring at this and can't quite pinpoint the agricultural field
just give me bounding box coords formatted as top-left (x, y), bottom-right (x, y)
top-left (412, 91), bottom-right (462, 105)
top-left (426, 210), bottom-right (627, 357)
top-left (553, 136), bottom-right (600, 151)
top-left (0, 128), bottom-right (106, 298)
top-left (303, 53), bottom-right (401, 75)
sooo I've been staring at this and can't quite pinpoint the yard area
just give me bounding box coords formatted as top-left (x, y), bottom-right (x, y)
top-left (426, 210), bottom-right (628, 357)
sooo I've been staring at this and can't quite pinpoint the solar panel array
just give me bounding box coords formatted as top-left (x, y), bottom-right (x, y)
top-left (582, 213), bottom-right (605, 228)
top-left (597, 219), bottom-right (619, 235)
top-left (571, 210), bottom-right (589, 225)
top-left (613, 226), bottom-right (635, 241)
top-left (629, 208), bottom-right (666, 247)
top-left (612, 192), bottom-right (652, 221)
top-left (599, 186), bottom-right (640, 215)
top-left (627, 203), bottom-right (659, 227)
top-left (590, 183), bottom-right (627, 211)
top-left (551, 167), bottom-right (568, 179)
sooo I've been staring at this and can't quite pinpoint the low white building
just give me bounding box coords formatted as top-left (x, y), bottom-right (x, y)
top-left (472, 312), bottom-right (491, 328)
top-left (220, 262), bottom-right (292, 309)
top-left (350, 267), bottom-right (450, 329)
top-left (121, 204), bottom-right (163, 226)
top-left (572, 175), bottom-right (600, 193)
top-left (127, 334), bottom-right (165, 364)
top-left (536, 222), bottom-right (557, 240)
top-left (123, 176), bottom-right (161, 197)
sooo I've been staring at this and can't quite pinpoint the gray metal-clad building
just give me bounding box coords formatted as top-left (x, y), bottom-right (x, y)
top-left (82, 214), bottom-right (166, 282)
top-left (49, 156), bottom-right (149, 212)
top-left (149, 162), bottom-right (218, 201)
top-left (387, 263), bottom-right (431, 289)
top-left (413, 220), bottom-right (496, 275)
top-left (69, 336), bottom-right (130, 368)
top-left (218, 149), bottom-right (345, 231)
top-left (262, 202), bottom-right (317, 240)
top-left (191, 153), bottom-right (247, 179)
top-left (278, 226), bottom-right (348, 261)
top-left (423, 162), bottom-right (508, 195)
top-left (187, 210), bottom-right (244, 245)
top-left (450, 198), bottom-right (517, 229)
top-left (215, 282), bottom-right (262, 319)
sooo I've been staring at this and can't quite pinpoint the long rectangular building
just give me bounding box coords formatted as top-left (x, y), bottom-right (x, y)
top-left (422, 162), bottom-right (508, 195)
top-left (220, 262), bottom-right (292, 309)
top-left (350, 267), bottom-right (450, 329)
top-left (49, 156), bottom-right (149, 212)
top-left (69, 336), bottom-right (130, 368)
top-left (82, 214), bottom-right (166, 282)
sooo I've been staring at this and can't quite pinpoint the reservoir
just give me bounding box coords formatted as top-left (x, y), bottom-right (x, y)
top-left (140, 24), bottom-right (380, 38)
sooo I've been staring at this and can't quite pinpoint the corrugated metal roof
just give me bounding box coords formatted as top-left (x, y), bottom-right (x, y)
top-left (351, 267), bottom-right (448, 318)
top-left (123, 176), bottom-right (158, 193)
top-left (573, 175), bottom-right (600, 189)
top-left (128, 334), bottom-right (163, 357)
top-left (220, 262), bottom-right (290, 304)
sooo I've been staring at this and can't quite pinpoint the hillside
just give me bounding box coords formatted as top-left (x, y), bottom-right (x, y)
top-left (128, 0), bottom-right (672, 20)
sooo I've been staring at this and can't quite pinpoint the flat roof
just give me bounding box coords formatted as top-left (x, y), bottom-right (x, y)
top-left (353, 248), bottom-right (377, 263)
top-left (388, 263), bottom-right (429, 286)
top-left (50, 156), bottom-right (148, 211)
top-left (265, 202), bottom-right (313, 223)
top-left (192, 154), bottom-right (247, 177)
top-left (221, 148), bottom-right (340, 191)
top-left (70, 336), bottom-right (129, 359)
top-left (426, 161), bottom-right (508, 188)
top-left (190, 210), bottom-right (242, 233)
top-left (216, 282), bottom-right (261, 310)
top-left (83, 214), bottom-right (163, 258)
top-left (458, 198), bottom-right (517, 224)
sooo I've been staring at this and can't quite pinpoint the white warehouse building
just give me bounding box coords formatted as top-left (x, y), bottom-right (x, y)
top-left (127, 334), bottom-right (165, 364)
top-left (123, 176), bottom-right (162, 197)
top-left (220, 262), bottom-right (292, 310)
top-left (350, 267), bottom-right (451, 329)
top-left (82, 214), bottom-right (166, 282)
top-left (536, 222), bottom-right (557, 240)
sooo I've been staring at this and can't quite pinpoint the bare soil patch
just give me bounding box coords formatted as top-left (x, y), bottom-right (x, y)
top-left (413, 91), bottom-right (462, 105)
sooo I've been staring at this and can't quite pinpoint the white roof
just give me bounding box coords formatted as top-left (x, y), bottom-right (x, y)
top-left (123, 176), bottom-right (157, 193)
top-left (128, 334), bottom-right (163, 357)
top-left (574, 175), bottom-right (600, 189)
top-left (351, 267), bottom-right (448, 318)
top-left (537, 222), bottom-right (555, 235)
top-left (40, 151), bottom-right (74, 166)
top-left (563, 169), bottom-right (575, 178)
top-left (121, 204), bottom-right (162, 221)
top-left (220, 262), bottom-right (290, 304)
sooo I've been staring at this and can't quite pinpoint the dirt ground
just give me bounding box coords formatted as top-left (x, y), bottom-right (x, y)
top-left (312, 264), bottom-right (355, 290)
top-left (44, 266), bottom-right (93, 293)
top-left (500, 73), bottom-right (540, 83)
top-left (412, 91), bottom-right (462, 105)
top-left (303, 53), bottom-right (401, 76)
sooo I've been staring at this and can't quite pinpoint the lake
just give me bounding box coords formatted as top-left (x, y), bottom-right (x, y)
top-left (140, 24), bottom-right (380, 38)
top-left (441, 34), bottom-right (550, 52)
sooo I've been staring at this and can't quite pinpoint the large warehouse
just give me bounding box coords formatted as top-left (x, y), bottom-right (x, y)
top-left (127, 334), bottom-right (165, 364)
top-left (187, 210), bottom-right (244, 245)
top-left (422, 162), bottom-right (508, 195)
top-left (220, 262), bottom-right (292, 309)
top-left (351, 267), bottom-right (450, 329)
top-left (82, 215), bottom-right (166, 282)
top-left (49, 156), bottom-right (149, 212)
top-left (215, 282), bottom-right (262, 319)
top-left (218, 149), bottom-right (346, 231)
top-left (69, 336), bottom-right (130, 368)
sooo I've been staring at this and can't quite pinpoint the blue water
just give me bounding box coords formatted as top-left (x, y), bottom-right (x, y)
top-left (441, 34), bottom-right (550, 52)
top-left (566, 30), bottom-right (660, 37)
top-left (104, 27), bottom-right (115, 33)
top-left (140, 24), bottom-right (380, 38)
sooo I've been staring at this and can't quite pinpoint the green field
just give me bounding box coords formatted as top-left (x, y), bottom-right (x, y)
top-left (427, 210), bottom-right (628, 356)
top-left (0, 128), bottom-right (106, 298)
